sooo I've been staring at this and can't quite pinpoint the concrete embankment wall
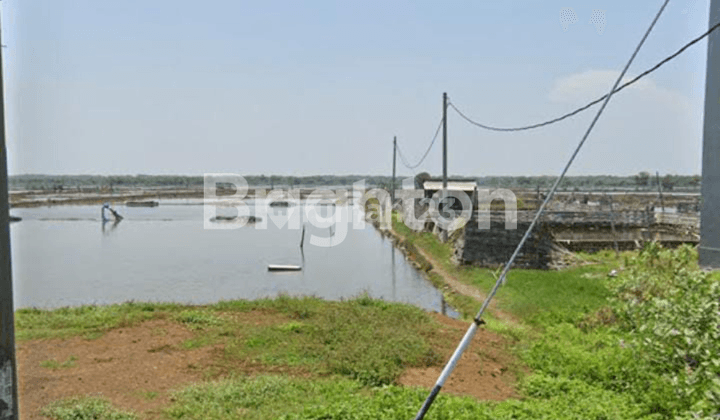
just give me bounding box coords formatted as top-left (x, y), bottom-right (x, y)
top-left (453, 215), bottom-right (556, 269)
top-left (452, 210), bottom-right (700, 269)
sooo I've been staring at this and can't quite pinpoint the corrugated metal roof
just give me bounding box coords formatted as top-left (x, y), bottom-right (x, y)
top-left (423, 181), bottom-right (477, 191)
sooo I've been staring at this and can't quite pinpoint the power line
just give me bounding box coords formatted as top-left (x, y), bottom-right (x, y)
top-left (448, 18), bottom-right (720, 132)
top-left (413, 0), bottom-right (670, 418)
top-left (395, 116), bottom-right (444, 170)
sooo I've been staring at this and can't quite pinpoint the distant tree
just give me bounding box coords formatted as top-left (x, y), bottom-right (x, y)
top-left (662, 175), bottom-right (675, 191)
top-left (414, 172), bottom-right (432, 189)
top-left (635, 171), bottom-right (650, 187)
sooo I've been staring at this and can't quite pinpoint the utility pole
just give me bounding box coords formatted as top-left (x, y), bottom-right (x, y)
top-left (0, 8), bottom-right (20, 420)
top-left (442, 92), bottom-right (448, 191)
top-left (700, 0), bottom-right (720, 268)
top-left (441, 92), bottom-right (448, 242)
top-left (392, 136), bottom-right (396, 204)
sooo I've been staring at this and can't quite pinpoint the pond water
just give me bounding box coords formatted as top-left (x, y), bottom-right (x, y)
top-left (9, 201), bottom-right (457, 317)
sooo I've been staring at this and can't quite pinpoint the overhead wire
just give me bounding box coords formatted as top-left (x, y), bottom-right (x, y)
top-left (448, 18), bottom-right (720, 132)
top-left (395, 116), bottom-right (444, 170)
top-left (413, 0), bottom-right (671, 418)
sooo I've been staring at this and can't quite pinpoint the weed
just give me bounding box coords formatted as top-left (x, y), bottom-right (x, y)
top-left (40, 355), bottom-right (77, 369)
top-left (42, 396), bottom-right (137, 420)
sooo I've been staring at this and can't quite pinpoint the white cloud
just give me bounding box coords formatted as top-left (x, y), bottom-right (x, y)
top-left (548, 70), bottom-right (655, 104)
top-left (542, 69), bottom-right (702, 175)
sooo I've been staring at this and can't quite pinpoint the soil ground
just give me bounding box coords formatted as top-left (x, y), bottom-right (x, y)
top-left (17, 311), bottom-right (517, 419)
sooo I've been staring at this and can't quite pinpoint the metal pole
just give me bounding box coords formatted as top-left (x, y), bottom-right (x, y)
top-left (700, 0), bottom-right (720, 268)
top-left (0, 7), bottom-right (19, 419)
top-left (392, 137), bottom-right (396, 204)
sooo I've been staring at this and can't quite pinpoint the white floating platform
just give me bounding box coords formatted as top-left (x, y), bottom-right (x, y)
top-left (268, 264), bottom-right (302, 272)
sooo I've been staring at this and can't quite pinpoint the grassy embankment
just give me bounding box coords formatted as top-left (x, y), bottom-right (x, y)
top-left (20, 215), bottom-right (720, 419)
top-left (389, 213), bottom-right (720, 419)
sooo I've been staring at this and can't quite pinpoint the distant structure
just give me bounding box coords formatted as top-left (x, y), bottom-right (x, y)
top-left (700, 0), bottom-right (720, 268)
top-left (422, 180), bottom-right (478, 210)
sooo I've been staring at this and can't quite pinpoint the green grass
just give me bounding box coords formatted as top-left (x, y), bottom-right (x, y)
top-left (165, 375), bottom-right (363, 420)
top-left (393, 212), bottom-right (613, 325)
top-left (164, 374), bottom-right (651, 420)
top-left (42, 396), bottom-right (137, 420)
top-left (15, 301), bottom-right (186, 340)
top-left (221, 294), bottom-right (443, 386)
top-left (40, 355), bottom-right (77, 369)
top-left (16, 294), bottom-right (448, 387)
top-left (392, 213), bottom-right (720, 418)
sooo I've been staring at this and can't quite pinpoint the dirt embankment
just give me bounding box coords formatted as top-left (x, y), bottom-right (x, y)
top-left (378, 224), bottom-right (518, 325)
top-left (17, 319), bottom-right (215, 420)
top-left (9, 189), bottom-right (205, 209)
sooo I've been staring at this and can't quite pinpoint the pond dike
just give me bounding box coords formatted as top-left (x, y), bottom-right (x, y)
top-left (368, 214), bottom-right (470, 318)
top-left (451, 210), bottom-right (700, 269)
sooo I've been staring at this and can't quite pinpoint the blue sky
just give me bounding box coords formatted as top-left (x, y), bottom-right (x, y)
top-left (1, 0), bottom-right (713, 177)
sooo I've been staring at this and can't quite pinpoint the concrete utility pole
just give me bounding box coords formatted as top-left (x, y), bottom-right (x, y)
top-left (0, 8), bottom-right (19, 420)
top-left (700, 0), bottom-right (720, 268)
top-left (442, 92), bottom-right (448, 191)
top-left (441, 92), bottom-right (448, 242)
top-left (392, 136), bottom-right (396, 204)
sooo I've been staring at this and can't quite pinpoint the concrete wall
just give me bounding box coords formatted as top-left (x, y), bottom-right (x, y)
top-left (454, 214), bottom-right (555, 269)
top-left (453, 210), bottom-right (700, 268)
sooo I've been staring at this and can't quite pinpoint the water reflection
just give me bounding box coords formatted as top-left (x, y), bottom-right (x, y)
top-left (101, 219), bottom-right (121, 236)
top-left (391, 241), bottom-right (397, 300)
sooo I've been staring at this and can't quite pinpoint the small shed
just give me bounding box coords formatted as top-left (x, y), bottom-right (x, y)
top-left (423, 180), bottom-right (478, 210)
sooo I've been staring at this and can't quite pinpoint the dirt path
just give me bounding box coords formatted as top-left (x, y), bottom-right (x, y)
top-left (398, 313), bottom-right (518, 400)
top-left (388, 228), bottom-right (518, 325)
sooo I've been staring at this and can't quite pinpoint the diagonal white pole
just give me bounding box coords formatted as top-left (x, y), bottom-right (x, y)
top-left (413, 2), bottom-right (670, 418)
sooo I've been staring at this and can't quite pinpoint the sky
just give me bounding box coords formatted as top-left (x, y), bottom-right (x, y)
top-left (1, 0), bottom-right (714, 177)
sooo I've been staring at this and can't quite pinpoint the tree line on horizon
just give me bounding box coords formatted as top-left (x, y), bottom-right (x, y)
top-left (7, 172), bottom-right (702, 192)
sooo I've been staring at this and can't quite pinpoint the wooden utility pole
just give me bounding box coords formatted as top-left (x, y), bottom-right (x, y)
top-left (392, 136), bottom-right (396, 204)
top-left (700, 0), bottom-right (720, 268)
top-left (0, 8), bottom-right (19, 419)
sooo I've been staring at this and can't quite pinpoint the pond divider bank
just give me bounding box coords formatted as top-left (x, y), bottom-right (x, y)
top-left (370, 215), bottom-right (480, 319)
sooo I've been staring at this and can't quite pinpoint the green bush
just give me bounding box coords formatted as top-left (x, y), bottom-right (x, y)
top-left (607, 244), bottom-right (720, 417)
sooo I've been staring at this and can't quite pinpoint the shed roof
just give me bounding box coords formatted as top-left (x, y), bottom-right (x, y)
top-left (423, 181), bottom-right (477, 192)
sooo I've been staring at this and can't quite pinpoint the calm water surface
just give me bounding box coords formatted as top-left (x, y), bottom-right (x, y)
top-left (10, 201), bottom-right (456, 316)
